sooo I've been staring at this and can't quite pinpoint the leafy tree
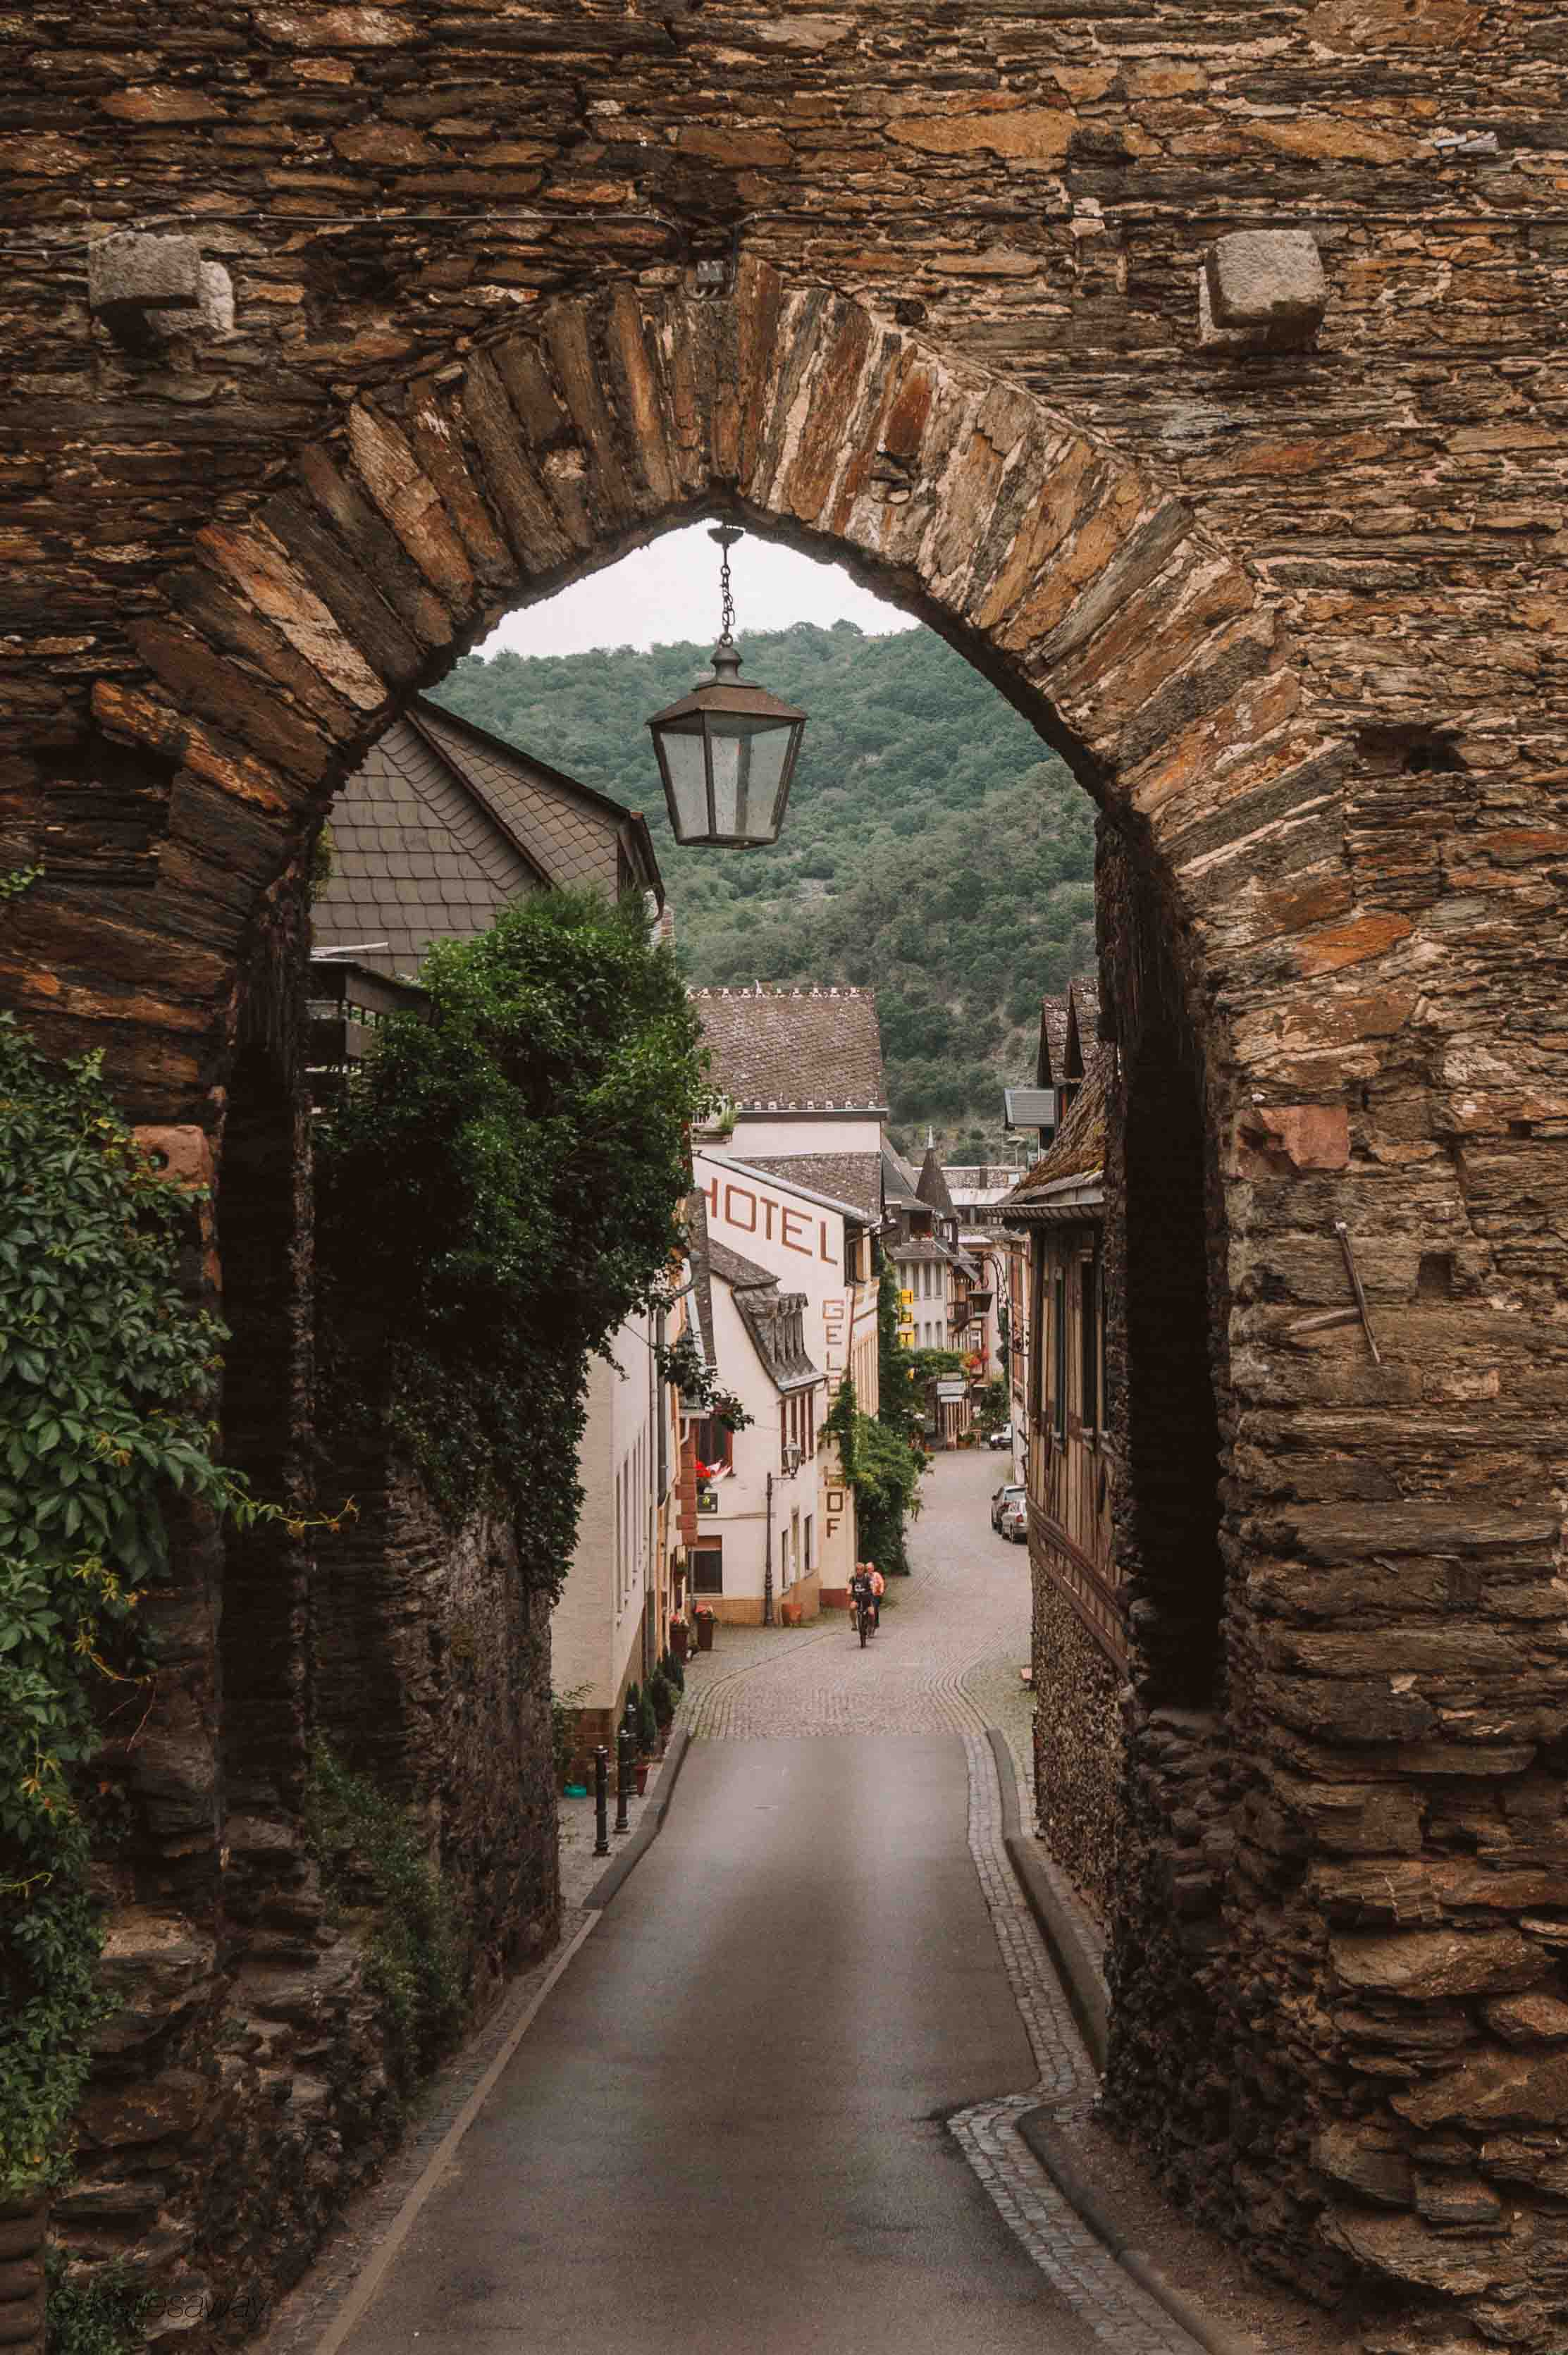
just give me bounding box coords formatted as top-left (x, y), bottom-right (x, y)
top-left (976, 1378), bottom-right (1011, 1439)
top-left (315, 891), bottom-right (710, 1592)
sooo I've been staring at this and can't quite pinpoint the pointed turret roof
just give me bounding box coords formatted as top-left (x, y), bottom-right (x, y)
top-left (916, 1145), bottom-right (956, 1218)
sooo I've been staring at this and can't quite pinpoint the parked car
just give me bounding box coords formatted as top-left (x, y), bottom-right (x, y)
top-left (990, 1481), bottom-right (1025, 1532)
top-left (986, 1422), bottom-right (1013, 1450)
top-left (999, 1495), bottom-right (1028, 1544)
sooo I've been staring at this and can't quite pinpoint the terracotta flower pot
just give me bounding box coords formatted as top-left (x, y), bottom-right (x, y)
top-left (696, 1612), bottom-right (715, 1653)
top-left (634, 1761), bottom-right (649, 1796)
top-left (670, 1623), bottom-right (689, 1664)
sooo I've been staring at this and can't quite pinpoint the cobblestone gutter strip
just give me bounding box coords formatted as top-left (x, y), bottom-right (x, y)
top-left (956, 1731), bottom-right (1261, 2355)
top-left (985, 1724), bottom-right (1109, 2075)
top-left (1016, 2111), bottom-right (1259, 2355)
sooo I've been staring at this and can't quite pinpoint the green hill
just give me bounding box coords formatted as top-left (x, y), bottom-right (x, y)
top-left (430, 622), bottom-right (1095, 1150)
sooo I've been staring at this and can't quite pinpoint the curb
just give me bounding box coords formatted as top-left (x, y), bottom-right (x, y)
top-left (584, 1726), bottom-right (691, 1910)
top-left (1016, 2110), bottom-right (1259, 2355)
top-left (984, 1725), bottom-right (1108, 2075)
top-left (984, 1731), bottom-right (1262, 2355)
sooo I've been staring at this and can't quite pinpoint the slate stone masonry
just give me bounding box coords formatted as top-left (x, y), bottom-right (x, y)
top-left (1, 9), bottom-right (1566, 2344)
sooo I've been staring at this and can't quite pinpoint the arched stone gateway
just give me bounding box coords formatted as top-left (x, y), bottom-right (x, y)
top-left (9, 261), bottom-right (1568, 2349)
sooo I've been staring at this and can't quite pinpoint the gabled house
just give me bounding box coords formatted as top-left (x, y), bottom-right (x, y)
top-left (312, 696), bottom-right (662, 978)
top-left (309, 698), bottom-right (686, 1779)
top-left (885, 1138), bottom-right (983, 1443)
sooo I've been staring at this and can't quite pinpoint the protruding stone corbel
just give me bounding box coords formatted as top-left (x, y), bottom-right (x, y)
top-left (89, 232), bottom-right (235, 350)
top-left (1198, 230), bottom-right (1327, 354)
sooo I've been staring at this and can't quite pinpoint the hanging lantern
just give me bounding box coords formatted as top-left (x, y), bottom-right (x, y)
top-left (646, 526), bottom-right (807, 848)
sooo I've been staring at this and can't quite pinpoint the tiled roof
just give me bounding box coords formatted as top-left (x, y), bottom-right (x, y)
top-left (1038, 994), bottom-right (1070, 1089)
top-left (312, 717), bottom-right (547, 977)
top-left (741, 1151), bottom-right (883, 1220)
top-left (415, 704), bottom-right (655, 903)
top-left (916, 1145), bottom-right (957, 1218)
top-left (691, 984), bottom-right (886, 1110)
top-left (1066, 975), bottom-right (1101, 1071)
top-left (708, 1236), bottom-right (780, 1292)
top-left (734, 1287), bottom-right (820, 1392)
top-left (684, 1188), bottom-right (717, 1373)
top-left (707, 1239), bottom-right (821, 1393)
top-left (312, 698), bottom-right (663, 982)
top-left (881, 1139), bottom-right (922, 1207)
top-left (888, 1237), bottom-right (953, 1265)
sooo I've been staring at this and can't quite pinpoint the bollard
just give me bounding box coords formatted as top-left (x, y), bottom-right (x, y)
top-left (615, 1727), bottom-right (631, 1835)
top-left (593, 1745), bottom-right (610, 1856)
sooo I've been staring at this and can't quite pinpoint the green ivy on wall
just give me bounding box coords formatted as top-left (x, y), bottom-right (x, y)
top-left (314, 889), bottom-right (712, 1599)
top-left (0, 1016), bottom-right (273, 2200)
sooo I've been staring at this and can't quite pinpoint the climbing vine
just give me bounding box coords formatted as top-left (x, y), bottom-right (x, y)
top-left (314, 889), bottom-right (712, 1597)
top-left (652, 1324), bottom-right (752, 1434)
top-left (823, 1364), bottom-right (925, 1586)
top-left (0, 1014), bottom-right (281, 2199)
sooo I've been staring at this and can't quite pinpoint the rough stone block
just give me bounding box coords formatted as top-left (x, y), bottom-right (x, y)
top-left (1199, 230), bottom-right (1328, 353)
top-left (88, 235), bottom-right (233, 347)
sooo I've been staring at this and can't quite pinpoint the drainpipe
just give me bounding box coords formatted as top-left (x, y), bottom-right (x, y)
top-left (763, 1469), bottom-right (774, 1628)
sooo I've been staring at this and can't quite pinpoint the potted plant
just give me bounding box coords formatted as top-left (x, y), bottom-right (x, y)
top-left (669, 1614), bottom-right (689, 1666)
top-left (636, 1685), bottom-right (659, 1763)
top-left (648, 1669), bottom-right (674, 1753)
top-left (694, 1603), bottom-right (716, 1653)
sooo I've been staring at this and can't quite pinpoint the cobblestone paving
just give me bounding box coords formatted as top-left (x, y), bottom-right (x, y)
top-left (678, 1449), bottom-right (1037, 1789)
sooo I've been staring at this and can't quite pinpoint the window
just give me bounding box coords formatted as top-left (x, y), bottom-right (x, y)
top-left (691, 1415), bottom-right (732, 1472)
top-left (691, 1545), bottom-right (723, 1595)
top-left (1052, 1268), bottom-right (1067, 1442)
top-left (1080, 1251), bottom-right (1099, 1436)
top-left (804, 1514), bottom-right (814, 1571)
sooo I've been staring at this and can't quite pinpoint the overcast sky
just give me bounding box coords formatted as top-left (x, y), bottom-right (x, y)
top-left (478, 520), bottom-right (917, 660)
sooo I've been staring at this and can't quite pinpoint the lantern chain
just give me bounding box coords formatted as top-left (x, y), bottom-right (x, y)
top-left (719, 545), bottom-right (736, 647)
top-left (710, 523), bottom-right (743, 650)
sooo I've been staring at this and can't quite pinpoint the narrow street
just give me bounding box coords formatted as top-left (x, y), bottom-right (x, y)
top-left (321, 1455), bottom-right (1194, 2355)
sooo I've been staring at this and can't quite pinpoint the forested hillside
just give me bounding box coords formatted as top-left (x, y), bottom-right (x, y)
top-left (431, 622), bottom-right (1094, 1147)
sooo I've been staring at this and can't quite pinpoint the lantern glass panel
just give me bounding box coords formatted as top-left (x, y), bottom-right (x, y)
top-left (708, 723), bottom-right (743, 839)
top-left (657, 719), bottom-right (710, 844)
top-left (736, 718), bottom-right (792, 831)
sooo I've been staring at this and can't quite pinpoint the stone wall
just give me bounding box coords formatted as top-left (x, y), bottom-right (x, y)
top-left (1032, 1576), bottom-right (1125, 1924)
top-left (44, 921), bottom-right (561, 2349)
top-left (311, 1443), bottom-right (561, 2002)
top-left (1, 9), bottom-right (1567, 2344)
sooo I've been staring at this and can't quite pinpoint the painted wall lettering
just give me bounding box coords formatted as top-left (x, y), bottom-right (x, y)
top-left (724, 1183), bottom-right (757, 1232)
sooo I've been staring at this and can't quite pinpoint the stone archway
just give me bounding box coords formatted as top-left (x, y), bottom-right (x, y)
top-left (23, 260), bottom-right (1564, 2348)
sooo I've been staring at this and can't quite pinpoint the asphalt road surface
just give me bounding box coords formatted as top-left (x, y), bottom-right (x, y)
top-left (338, 1728), bottom-right (1104, 2355)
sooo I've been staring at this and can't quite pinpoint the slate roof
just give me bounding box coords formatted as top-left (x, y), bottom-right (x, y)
top-left (707, 1238), bottom-right (821, 1393)
top-left (1037, 994), bottom-right (1070, 1089)
top-left (707, 1236), bottom-right (780, 1293)
top-left (691, 984), bottom-right (887, 1110)
top-left (915, 1145), bottom-right (957, 1218)
top-left (1003, 1046), bottom-right (1109, 1213)
top-left (888, 1236), bottom-right (953, 1265)
top-left (683, 1188), bottom-right (717, 1373)
top-left (881, 1139), bottom-right (922, 1209)
top-left (313, 698), bottom-right (662, 980)
top-left (741, 1151), bottom-right (883, 1220)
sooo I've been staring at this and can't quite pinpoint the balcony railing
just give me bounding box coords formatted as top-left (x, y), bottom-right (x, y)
top-left (307, 958), bottom-right (429, 1106)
